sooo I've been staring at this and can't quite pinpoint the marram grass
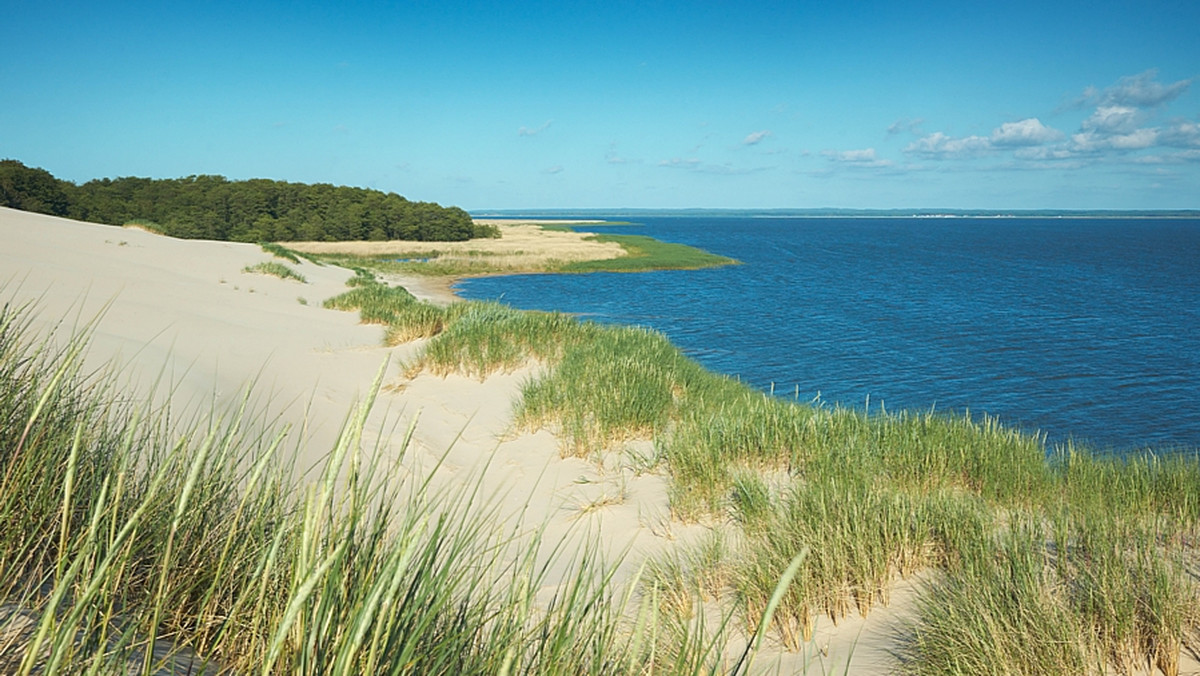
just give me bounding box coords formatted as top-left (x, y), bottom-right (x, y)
top-left (0, 300), bottom-right (768, 675)
top-left (341, 272), bottom-right (1200, 675)
top-left (243, 260), bottom-right (307, 283)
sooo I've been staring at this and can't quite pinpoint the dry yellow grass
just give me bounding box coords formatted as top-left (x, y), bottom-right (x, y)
top-left (286, 222), bottom-right (626, 271)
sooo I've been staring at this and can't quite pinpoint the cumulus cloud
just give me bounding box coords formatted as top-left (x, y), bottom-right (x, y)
top-left (1071, 128), bottom-right (1159, 152)
top-left (1081, 106), bottom-right (1144, 135)
top-left (821, 147), bottom-right (893, 167)
top-left (1013, 146), bottom-right (1078, 161)
top-left (518, 120), bottom-right (553, 137)
top-left (1159, 120), bottom-right (1200, 148)
top-left (906, 119), bottom-right (1063, 158)
top-left (990, 118), bottom-right (1063, 147)
top-left (1095, 70), bottom-right (1192, 108)
top-left (904, 132), bottom-right (991, 158)
top-left (899, 71), bottom-right (1193, 170)
top-left (742, 130), bottom-right (772, 145)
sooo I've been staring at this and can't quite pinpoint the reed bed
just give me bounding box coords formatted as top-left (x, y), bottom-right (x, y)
top-left (321, 273), bottom-right (1200, 674)
top-left (0, 300), bottom-right (754, 675)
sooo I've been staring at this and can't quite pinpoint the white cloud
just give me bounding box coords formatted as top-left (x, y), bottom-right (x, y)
top-left (1071, 128), bottom-right (1158, 152)
top-left (1134, 149), bottom-right (1200, 164)
top-left (907, 119), bottom-right (1062, 158)
top-left (886, 118), bottom-right (924, 136)
top-left (543, 165), bottom-right (564, 174)
top-left (821, 147), bottom-right (893, 167)
top-left (657, 157), bottom-right (770, 175)
top-left (518, 120), bottom-right (553, 137)
top-left (1013, 146), bottom-right (1078, 161)
top-left (659, 157), bottom-right (702, 169)
top-left (1099, 70), bottom-right (1192, 108)
top-left (904, 132), bottom-right (991, 158)
top-left (1081, 106), bottom-right (1143, 134)
top-left (898, 71), bottom-right (1195, 172)
top-left (990, 118), bottom-right (1063, 147)
top-left (1109, 129), bottom-right (1159, 149)
top-left (1159, 120), bottom-right (1200, 148)
top-left (742, 130), bottom-right (772, 145)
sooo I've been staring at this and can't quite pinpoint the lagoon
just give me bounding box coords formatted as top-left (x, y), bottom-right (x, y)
top-left (457, 216), bottom-right (1200, 453)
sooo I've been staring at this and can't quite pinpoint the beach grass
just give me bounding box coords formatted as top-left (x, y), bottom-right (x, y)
top-left (0, 300), bottom-right (769, 675)
top-left (242, 260), bottom-right (307, 283)
top-left (340, 271), bottom-right (1200, 673)
top-left (258, 241), bottom-right (303, 264)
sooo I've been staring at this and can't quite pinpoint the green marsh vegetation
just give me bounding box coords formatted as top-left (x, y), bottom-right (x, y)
top-left (303, 224), bottom-right (738, 278)
top-left (325, 271), bottom-right (1200, 675)
top-left (559, 232), bottom-right (739, 273)
top-left (1, 299), bottom-right (781, 674)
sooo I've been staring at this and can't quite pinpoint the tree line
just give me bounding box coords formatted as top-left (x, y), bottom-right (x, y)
top-left (0, 159), bottom-right (495, 242)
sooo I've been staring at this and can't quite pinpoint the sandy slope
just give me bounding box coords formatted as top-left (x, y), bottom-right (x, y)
top-left (0, 206), bottom-right (707, 649)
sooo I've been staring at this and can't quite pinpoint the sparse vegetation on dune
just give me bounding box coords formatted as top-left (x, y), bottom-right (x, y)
top-left (323, 271), bottom-right (1200, 675)
top-left (0, 300), bottom-right (761, 675)
top-left (242, 260), bottom-right (308, 283)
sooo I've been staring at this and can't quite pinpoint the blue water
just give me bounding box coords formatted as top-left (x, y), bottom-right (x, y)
top-left (456, 217), bottom-right (1200, 453)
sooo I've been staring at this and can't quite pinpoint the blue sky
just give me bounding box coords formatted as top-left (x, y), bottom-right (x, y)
top-left (3, 0), bottom-right (1198, 210)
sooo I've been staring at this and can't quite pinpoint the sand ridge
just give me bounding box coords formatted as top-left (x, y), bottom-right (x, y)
top-left (0, 206), bottom-right (696, 623)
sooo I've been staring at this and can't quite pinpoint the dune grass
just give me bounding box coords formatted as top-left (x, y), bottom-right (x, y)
top-left (333, 272), bottom-right (1200, 674)
top-left (258, 242), bottom-right (302, 264)
top-left (1, 299), bottom-right (784, 675)
top-left (242, 260), bottom-right (307, 283)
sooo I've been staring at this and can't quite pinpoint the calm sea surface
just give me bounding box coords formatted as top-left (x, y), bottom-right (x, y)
top-left (456, 217), bottom-right (1200, 453)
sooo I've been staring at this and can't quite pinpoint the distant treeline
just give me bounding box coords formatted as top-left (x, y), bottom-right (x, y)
top-left (0, 159), bottom-right (494, 242)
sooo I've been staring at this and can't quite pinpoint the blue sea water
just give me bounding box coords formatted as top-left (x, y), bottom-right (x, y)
top-left (456, 216), bottom-right (1200, 453)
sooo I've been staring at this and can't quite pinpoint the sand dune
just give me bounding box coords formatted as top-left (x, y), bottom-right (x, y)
top-left (2, 206), bottom-right (994, 674)
top-left (0, 206), bottom-right (696, 618)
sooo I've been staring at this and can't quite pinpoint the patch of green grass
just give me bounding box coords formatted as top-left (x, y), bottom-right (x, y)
top-left (323, 278), bottom-right (452, 343)
top-left (122, 219), bottom-right (165, 234)
top-left (561, 233), bottom-right (738, 273)
top-left (410, 302), bottom-right (583, 378)
top-left (258, 241), bottom-right (302, 264)
top-left (242, 260), bottom-right (307, 283)
top-left (0, 300), bottom-right (767, 675)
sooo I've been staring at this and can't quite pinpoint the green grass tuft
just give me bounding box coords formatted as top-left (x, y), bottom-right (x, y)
top-left (243, 260), bottom-right (307, 283)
